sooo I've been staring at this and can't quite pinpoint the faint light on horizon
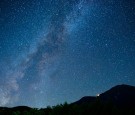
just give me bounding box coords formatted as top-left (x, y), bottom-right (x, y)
top-left (97, 94), bottom-right (100, 97)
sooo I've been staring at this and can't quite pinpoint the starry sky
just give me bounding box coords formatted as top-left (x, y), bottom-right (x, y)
top-left (0, 0), bottom-right (135, 108)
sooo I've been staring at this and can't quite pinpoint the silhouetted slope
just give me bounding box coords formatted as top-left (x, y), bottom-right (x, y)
top-left (73, 84), bottom-right (135, 108)
top-left (71, 96), bottom-right (96, 105)
top-left (100, 84), bottom-right (135, 107)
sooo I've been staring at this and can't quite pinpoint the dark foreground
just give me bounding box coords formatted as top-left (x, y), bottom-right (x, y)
top-left (0, 102), bottom-right (135, 115)
top-left (0, 84), bottom-right (135, 115)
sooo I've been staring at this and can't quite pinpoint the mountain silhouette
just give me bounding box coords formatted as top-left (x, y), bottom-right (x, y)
top-left (100, 84), bottom-right (135, 107)
top-left (72, 84), bottom-right (135, 108)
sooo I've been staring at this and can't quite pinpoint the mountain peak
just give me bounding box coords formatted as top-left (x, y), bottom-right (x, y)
top-left (113, 84), bottom-right (135, 88)
top-left (100, 84), bottom-right (135, 96)
top-left (73, 84), bottom-right (135, 107)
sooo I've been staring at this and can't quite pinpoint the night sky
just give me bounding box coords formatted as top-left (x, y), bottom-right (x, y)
top-left (0, 0), bottom-right (135, 108)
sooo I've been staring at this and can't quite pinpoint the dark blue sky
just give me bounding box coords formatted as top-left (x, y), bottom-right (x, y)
top-left (0, 0), bottom-right (135, 107)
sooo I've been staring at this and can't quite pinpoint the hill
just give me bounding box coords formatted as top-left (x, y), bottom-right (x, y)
top-left (73, 84), bottom-right (135, 107)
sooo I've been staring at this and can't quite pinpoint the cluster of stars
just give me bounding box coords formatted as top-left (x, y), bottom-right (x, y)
top-left (0, 0), bottom-right (135, 108)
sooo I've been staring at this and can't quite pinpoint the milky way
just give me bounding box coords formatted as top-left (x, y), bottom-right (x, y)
top-left (0, 0), bottom-right (135, 107)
